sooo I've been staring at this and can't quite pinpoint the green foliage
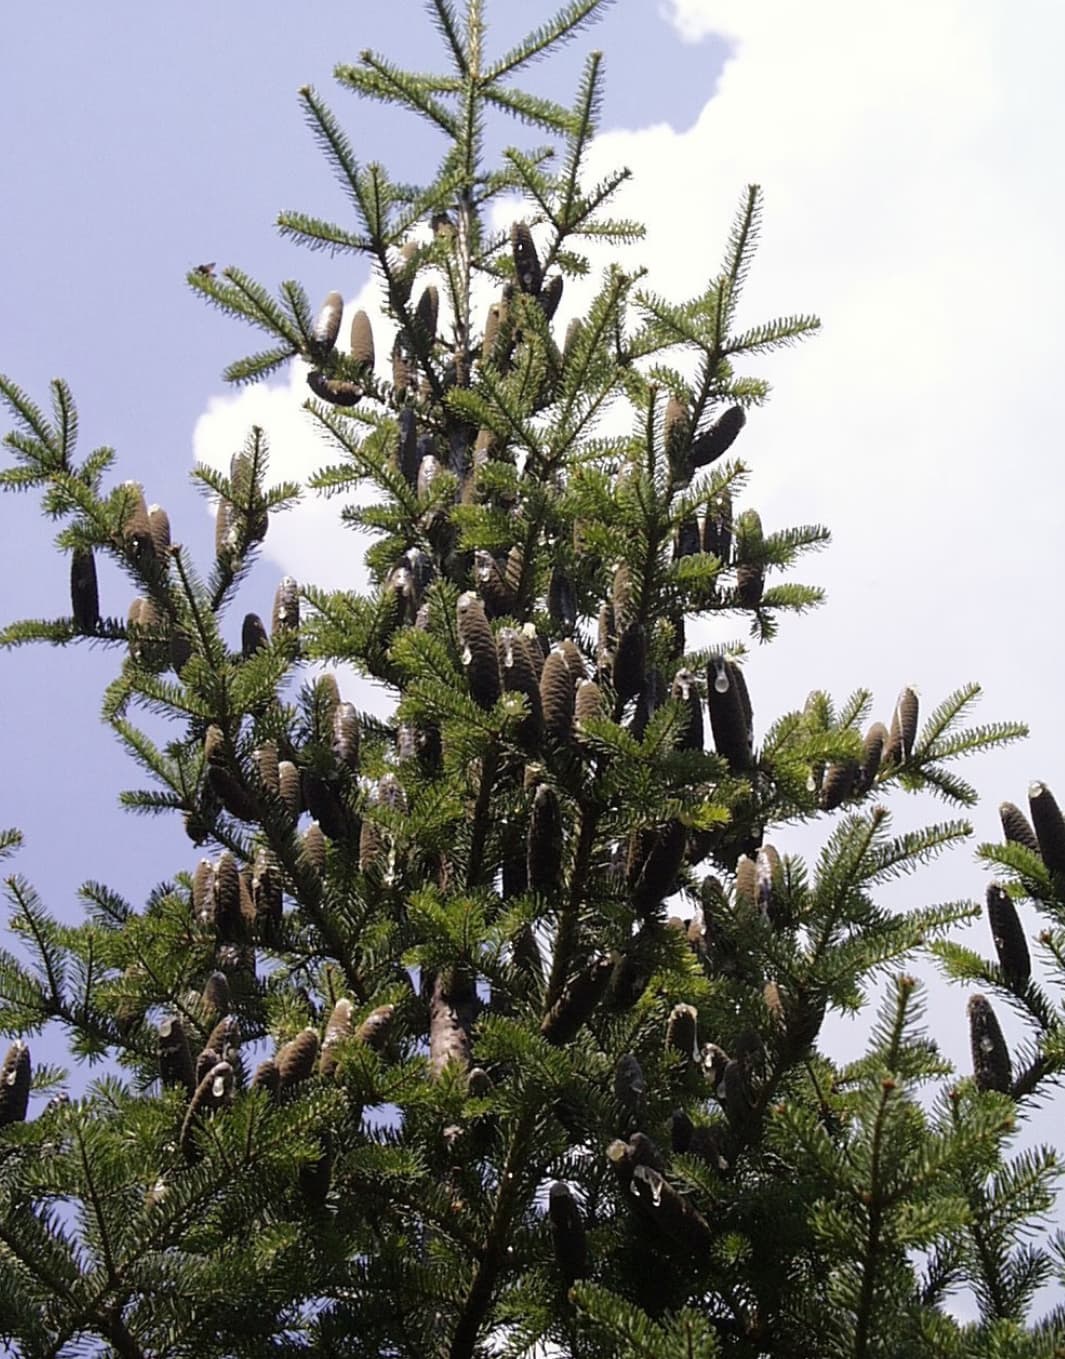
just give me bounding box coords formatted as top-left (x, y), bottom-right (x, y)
top-left (0, 2), bottom-right (1061, 1357)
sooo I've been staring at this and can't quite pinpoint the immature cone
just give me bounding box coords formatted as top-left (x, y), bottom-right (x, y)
top-left (1028, 782), bottom-right (1065, 878)
top-left (671, 669), bottom-right (704, 751)
top-left (307, 371), bottom-right (362, 406)
top-left (213, 852), bottom-right (243, 943)
top-left (538, 272), bottom-right (564, 321)
top-left (673, 515), bottom-right (701, 560)
top-left (666, 1003), bottom-right (699, 1064)
top-left (169, 628), bottom-right (193, 676)
top-left (349, 309), bottom-right (375, 367)
top-left (456, 592), bottom-right (501, 710)
top-left (721, 1059), bottom-right (754, 1128)
top-left (548, 1182), bottom-right (588, 1284)
top-left (121, 481), bottom-right (154, 561)
top-left (214, 499), bottom-right (235, 563)
top-left (158, 1016), bottom-right (196, 1096)
top-left (528, 784), bottom-right (564, 894)
top-left (999, 801), bottom-right (1040, 855)
top-left (301, 821), bottom-right (328, 876)
top-left (613, 622), bottom-right (647, 707)
top-left (968, 994), bottom-right (1011, 1093)
top-left (319, 998), bottom-right (353, 1079)
top-left (251, 1059), bottom-right (280, 1096)
top-left (707, 656), bottom-right (754, 772)
top-left (664, 394), bottom-right (691, 479)
top-left (205, 1015), bottom-right (241, 1066)
top-left (332, 702), bottom-right (361, 771)
top-left (242, 612), bottom-right (269, 658)
top-left (428, 969), bottom-right (477, 1078)
top-left (70, 549), bottom-right (100, 632)
top-left (414, 284), bottom-right (439, 345)
top-left (278, 761), bottom-right (302, 819)
top-left (200, 971), bottom-right (231, 1020)
top-left (0, 1041), bottom-right (31, 1125)
top-left (355, 1004), bottom-right (395, 1050)
top-left (820, 759), bottom-right (858, 811)
top-left (311, 291), bottom-right (344, 357)
top-left (148, 505), bottom-right (171, 558)
top-left (510, 221), bottom-right (542, 295)
top-left (179, 1060), bottom-right (234, 1161)
top-left (304, 772), bottom-right (349, 842)
top-left (856, 722), bottom-right (887, 795)
top-left (391, 331), bottom-right (415, 394)
top-left (573, 678), bottom-right (605, 740)
top-left (691, 405), bottom-right (746, 468)
top-left (396, 408), bottom-right (420, 486)
top-left (540, 955), bottom-right (614, 1046)
top-left (251, 850), bottom-right (283, 942)
top-left (630, 820), bottom-right (687, 916)
top-left (498, 628), bottom-right (542, 748)
top-left (251, 743), bottom-right (279, 794)
top-left (702, 490), bottom-right (732, 562)
top-left (614, 1052), bottom-right (647, 1108)
top-left (734, 854), bottom-right (758, 912)
top-left (272, 577), bottom-right (300, 635)
top-left (541, 648), bottom-right (575, 739)
top-left (547, 568), bottom-right (578, 636)
top-left (195, 1048), bottom-right (221, 1087)
top-left (885, 687), bottom-right (919, 766)
top-left (986, 883), bottom-right (1030, 990)
top-left (277, 1029), bottom-right (320, 1090)
top-left (630, 1163), bottom-right (713, 1251)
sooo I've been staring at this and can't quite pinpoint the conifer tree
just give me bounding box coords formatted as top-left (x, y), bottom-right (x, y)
top-left (1, 3), bottom-right (1063, 1356)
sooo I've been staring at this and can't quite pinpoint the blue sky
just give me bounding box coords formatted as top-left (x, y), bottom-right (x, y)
top-left (2, 0), bottom-right (1065, 1277)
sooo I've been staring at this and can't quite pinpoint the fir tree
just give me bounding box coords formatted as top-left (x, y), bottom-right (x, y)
top-left (0, 3), bottom-right (1063, 1356)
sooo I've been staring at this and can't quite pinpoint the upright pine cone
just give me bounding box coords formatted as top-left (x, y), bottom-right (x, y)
top-left (1028, 782), bottom-right (1065, 878)
top-left (548, 1182), bottom-right (589, 1284)
top-left (0, 1041), bottom-right (31, 1125)
top-left (999, 801), bottom-right (1040, 855)
top-left (985, 882), bottom-right (1030, 990)
top-left (70, 549), bottom-right (100, 632)
top-left (457, 592), bottom-right (501, 710)
top-left (968, 994), bottom-right (1011, 1093)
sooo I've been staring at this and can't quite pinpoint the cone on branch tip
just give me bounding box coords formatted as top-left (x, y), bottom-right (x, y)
top-left (70, 549), bottom-right (100, 632)
top-left (319, 998), bottom-right (353, 1079)
top-left (614, 1052), bottom-right (646, 1108)
top-left (541, 955), bottom-right (614, 1046)
top-left (457, 592), bottom-right (501, 710)
top-left (148, 504), bottom-right (171, 558)
top-left (968, 994), bottom-right (1011, 1093)
top-left (857, 722), bottom-right (887, 794)
top-left (277, 1029), bottom-right (320, 1089)
top-left (691, 405), bottom-right (745, 469)
top-left (527, 784), bottom-right (563, 893)
top-left (510, 221), bottom-right (542, 296)
top-left (272, 577), bottom-right (300, 635)
top-left (200, 971), bottom-right (231, 1020)
top-left (999, 801), bottom-right (1040, 856)
top-left (540, 647), bottom-right (575, 739)
top-left (548, 1182), bottom-right (589, 1284)
top-left (349, 309), bottom-right (375, 368)
top-left (310, 291), bottom-right (344, 358)
top-left (539, 272), bottom-right (563, 321)
top-left (707, 655), bottom-right (753, 772)
top-left (0, 1040), bottom-right (31, 1125)
top-left (885, 687), bottom-right (919, 765)
top-left (242, 612), bottom-right (268, 658)
top-left (986, 882), bottom-right (1030, 990)
top-left (629, 1163), bottom-right (714, 1252)
top-left (180, 1060), bottom-right (234, 1160)
top-left (158, 1017), bottom-right (195, 1096)
top-left (1028, 781), bottom-right (1065, 878)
